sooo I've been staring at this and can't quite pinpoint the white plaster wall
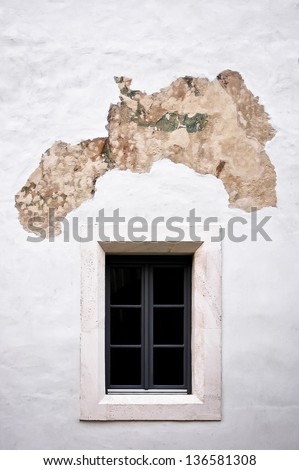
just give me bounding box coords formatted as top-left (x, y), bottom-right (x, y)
top-left (1, 0), bottom-right (299, 449)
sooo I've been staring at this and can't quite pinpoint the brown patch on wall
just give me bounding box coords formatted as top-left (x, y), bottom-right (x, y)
top-left (215, 161), bottom-right (226, 178)
top-left (217, 70), bottom-right (275, 143)
top-left (15, 138), bottom-right (111, 235)
top-left (108, 72), bottom-right (276, 212)
top-left (15, 70), bottom-right (277, 235)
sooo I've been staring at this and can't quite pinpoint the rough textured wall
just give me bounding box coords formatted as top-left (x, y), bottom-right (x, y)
top-left (15, 71), bottom-right (276, 235)
top-left (15, 138), bottom-right (109, 235)
top-left (2, 0), bottom-right (299, 452)
top-left (109, 72), bottom-right (276, 210)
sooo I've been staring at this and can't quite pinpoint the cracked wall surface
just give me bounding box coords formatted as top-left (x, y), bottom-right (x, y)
top-left (15, 70), bottom-right (276, 235)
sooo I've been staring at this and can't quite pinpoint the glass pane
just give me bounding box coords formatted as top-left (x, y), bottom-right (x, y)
top-left (153, 266), bottom-right (184, 304)
top-left (153, 348), bottom-right (184, 386)
top-left (110, 307), bottom-right (141, 345)
top-left (110, 348), bottom-right (141, 386)
top-left (110, 267), bottom-right (141, 305)
top-left (153, 308), bottom-right (184, 344)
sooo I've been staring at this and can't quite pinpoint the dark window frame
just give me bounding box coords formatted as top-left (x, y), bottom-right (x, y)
top-left (105, 255), bottom-right (192, 394)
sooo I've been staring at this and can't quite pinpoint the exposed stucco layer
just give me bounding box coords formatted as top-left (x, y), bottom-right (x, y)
top-left (15, 70), bottom-right (276, 234)
top-left (15, 138), bottom-right (110, 234)
top-left (108, 72), bottom-right (276, 211)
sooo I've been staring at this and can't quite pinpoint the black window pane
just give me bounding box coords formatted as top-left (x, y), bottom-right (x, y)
top-left (110, 348), bottom-right (141, 386)
top-left (153, 348), bottom-right (184, 386)
top-left (110, 267), bottom-right (141, 305)
top-left (153, 267), bottom-right (184, 304)
top-left (154, 308), bottom-right (184, 345)
top-left (110, 308), bottom-right (141, 345)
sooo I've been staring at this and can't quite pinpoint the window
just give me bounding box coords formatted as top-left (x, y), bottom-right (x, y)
top-left (80, 229), bottom-right (222, 421)
top-left (105, 256), bottom-right (191, 393)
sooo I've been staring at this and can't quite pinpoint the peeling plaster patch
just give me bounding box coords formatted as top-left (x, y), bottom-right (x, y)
top-left (15, 70), bottom-right (277, 235)
top-left (15, 138), bottom-right (110, 235)
top-left (108, 72), bottom-right (277, 211)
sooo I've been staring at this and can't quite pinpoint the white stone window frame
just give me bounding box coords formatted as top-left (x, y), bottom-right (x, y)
top-left (80, 225), bottom-right (222, 421)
